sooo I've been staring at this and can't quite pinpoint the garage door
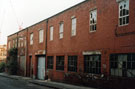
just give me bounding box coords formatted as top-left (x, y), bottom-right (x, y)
top-left (37, 57), bottom-right (45, 80)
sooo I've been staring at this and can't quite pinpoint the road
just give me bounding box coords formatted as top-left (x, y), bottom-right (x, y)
top-left (0, 76), bottom-right (54, 89)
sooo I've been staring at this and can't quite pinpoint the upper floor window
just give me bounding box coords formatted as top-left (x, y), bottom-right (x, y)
top-left (39, 29), bottom-right (44, 43)
top-left (50, 26), bottom-right (53, 41)
top-left (21, 41), bottom-right (23, 47)
top-left (18, 40), bottom-right (20, 47)
top-left (15, 39), bottom-right (17, 48)
top-left (59, 22), bottom-right (64, 39)
top-left (30, 33), bottom-right (33, 45)
top-left (90, 9), bottom-right (97, 32)
top-left (71, 17), bottom-right (76, 36)
top-left (13, 40), bottom-right (15, 47)
top-left (8, 41), bottom-right (11, 49)
top-left (119, 0), bottom-right (129, 26)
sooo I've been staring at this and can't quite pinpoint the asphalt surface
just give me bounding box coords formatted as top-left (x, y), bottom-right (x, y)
top-left (0, 76), bottom-right (54, 89)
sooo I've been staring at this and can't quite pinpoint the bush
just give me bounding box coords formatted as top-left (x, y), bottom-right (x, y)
top-left (0, 62), bottom-right (6, 72)
top-left (6, 48), bottom-right (18, 75)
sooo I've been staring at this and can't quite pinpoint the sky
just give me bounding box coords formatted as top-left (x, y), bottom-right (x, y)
top-left (0, 0), bottom-right (84, 45)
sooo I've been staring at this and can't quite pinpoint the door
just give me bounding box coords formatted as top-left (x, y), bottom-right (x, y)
top-left (20, 56), bottom-right (26, 76)
top-left (37, 57), bottom-right (45, 80)
top-left (29, 56), bottom-right (33, 77)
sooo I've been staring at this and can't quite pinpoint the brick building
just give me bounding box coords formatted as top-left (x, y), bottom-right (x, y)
top-left (7, 0), bottom-right (135, 81)
top-left (0, 45), bottom-right (7, 63)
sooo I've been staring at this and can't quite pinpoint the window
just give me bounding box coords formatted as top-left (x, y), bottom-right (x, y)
top-left (71, 17), bottom-right (76, 36)
top-left (8, 41), bottom-right (11, 49)
top-left (110, 54), bottom-right (135, 77)
top-left (84, 55), bottom-right (101, 74)
top-left (15, 39), bottom-right (17, 47)
top-left (30, 33), bottom-right (33, 45)
top-left (56, 56), bottom-right (64, 70)
top-left (24, 40), bottom-right (26, 47)
top-left (119, 0), bottom-right (129, 26)
top-left (14, 38), bottom-right (17, 48)
top-left (39, 29), bottom-right (44, 43)
top-left (21, 41), bottom-right (23, 47)
top-left (47, 56), bottom-right (53, 69)
top-left (68, 56), bottom-right (77, 72)
top-left (13, 40), bottom-right (15, 47)
top-left (50, 26), bottom-right (53, 41)
top-left (18, 40), bottom-right (20, 47)
top-left (90, 9), bottom-right (97, 32)
top-left (59, 22), bottom-right (64, 39)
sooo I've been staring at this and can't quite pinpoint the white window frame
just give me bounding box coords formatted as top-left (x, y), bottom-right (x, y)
top-left (59, 22), bottom-right (64, 39)
top-left (39, 29), bottom-right (44, 43)
top-left (30, 33), bottom-right (33, 45)
top-left (71, 17), bottom-right (76, 36)
top-left (119, 0), bottom-right (129, 26)
top-left (50, 26), bottom-right (53, 41)
top-left (90, 9), bottom-right (97, 32)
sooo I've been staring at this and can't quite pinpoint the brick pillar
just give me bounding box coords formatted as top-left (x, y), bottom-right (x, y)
top-left (64, 55), bottom-right (68, 73)
top-left (78, 53), bottom-right (84, 73)
top-left (33, 55), bottom-right (37, 79)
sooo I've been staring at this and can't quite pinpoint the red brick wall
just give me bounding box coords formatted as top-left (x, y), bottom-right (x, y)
top-left (7, 0), bottom-right (135, 81)
top-left (7, 34), bottom-right (18, 51)
top-left (46, 0), bottom-right (135, 81)
top-left (27, 21), bottom-right (47, 78)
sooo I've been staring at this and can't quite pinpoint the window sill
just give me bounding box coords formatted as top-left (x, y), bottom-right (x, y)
top-left (89, 30), bottom-right (96, 33)
top-left (71, 35), bottom-right (76, 37)
top-left (39, 42), bottom-right (43, 44)
top-left (56, 70), bottom-right (64, 72)
top-left (67, 71), bottom-right (77, 73)
top-left (49, 40), bottom-right (53, 42)
top-left (118, 24), bottom-right (129, 27)
top-left (59, 38), bottom-right (63, 40)
top-left (47, 69), bottom-right (53, 71)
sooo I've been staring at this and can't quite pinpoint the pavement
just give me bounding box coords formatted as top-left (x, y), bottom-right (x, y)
top-left (0, 73), bottom-right (97, 89)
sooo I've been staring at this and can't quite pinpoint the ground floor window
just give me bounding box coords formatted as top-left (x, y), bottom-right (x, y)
top-left (110, 54), bottom-right (135, 77)
top-left (56, 56), bottom-right (64, 71)
top-left (84, 55), bottom-right (101, 74)
top-left (47, 56), bottom-right (53, 69)
top-left (68, 56), bottom-right (77, 72)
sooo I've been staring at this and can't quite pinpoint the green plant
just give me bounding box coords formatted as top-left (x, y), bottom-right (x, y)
top-left (0, 62), bottom-right (6, 72)
top-left (6, 48), bottom-right (18, 75)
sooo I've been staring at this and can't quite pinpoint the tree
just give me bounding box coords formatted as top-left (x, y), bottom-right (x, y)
top-left (0, 62), bottom-right (6, 72)
top-left (6, 48), bottom-right (18, 75)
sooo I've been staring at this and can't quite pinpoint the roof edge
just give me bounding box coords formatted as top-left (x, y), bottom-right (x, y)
top-left (8, 0), bottom-right (88, 37)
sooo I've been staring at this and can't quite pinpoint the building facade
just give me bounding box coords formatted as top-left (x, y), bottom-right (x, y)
top-left (0, 45), bottom-right (7, 63)
top-left (7, 0), bottom-right (135, 81)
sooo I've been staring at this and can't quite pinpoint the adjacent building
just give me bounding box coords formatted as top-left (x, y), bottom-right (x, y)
top-left (0, 45), bottom-right (7, 63)
top-left (7, 0), bottom-right (135, 81)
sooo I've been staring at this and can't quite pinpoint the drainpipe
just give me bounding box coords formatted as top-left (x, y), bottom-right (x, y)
top-left (17, 32), bottom-right (19, 75)
top-left (25, 28), bottom-right (28, 76)
top-left (45, 19), bottom-right (48, 77)
top-left (26, 28), bottom-right (28, 77)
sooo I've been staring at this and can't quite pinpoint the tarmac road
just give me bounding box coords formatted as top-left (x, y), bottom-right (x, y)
top-left (0, 76), bottom-right (54, 89)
